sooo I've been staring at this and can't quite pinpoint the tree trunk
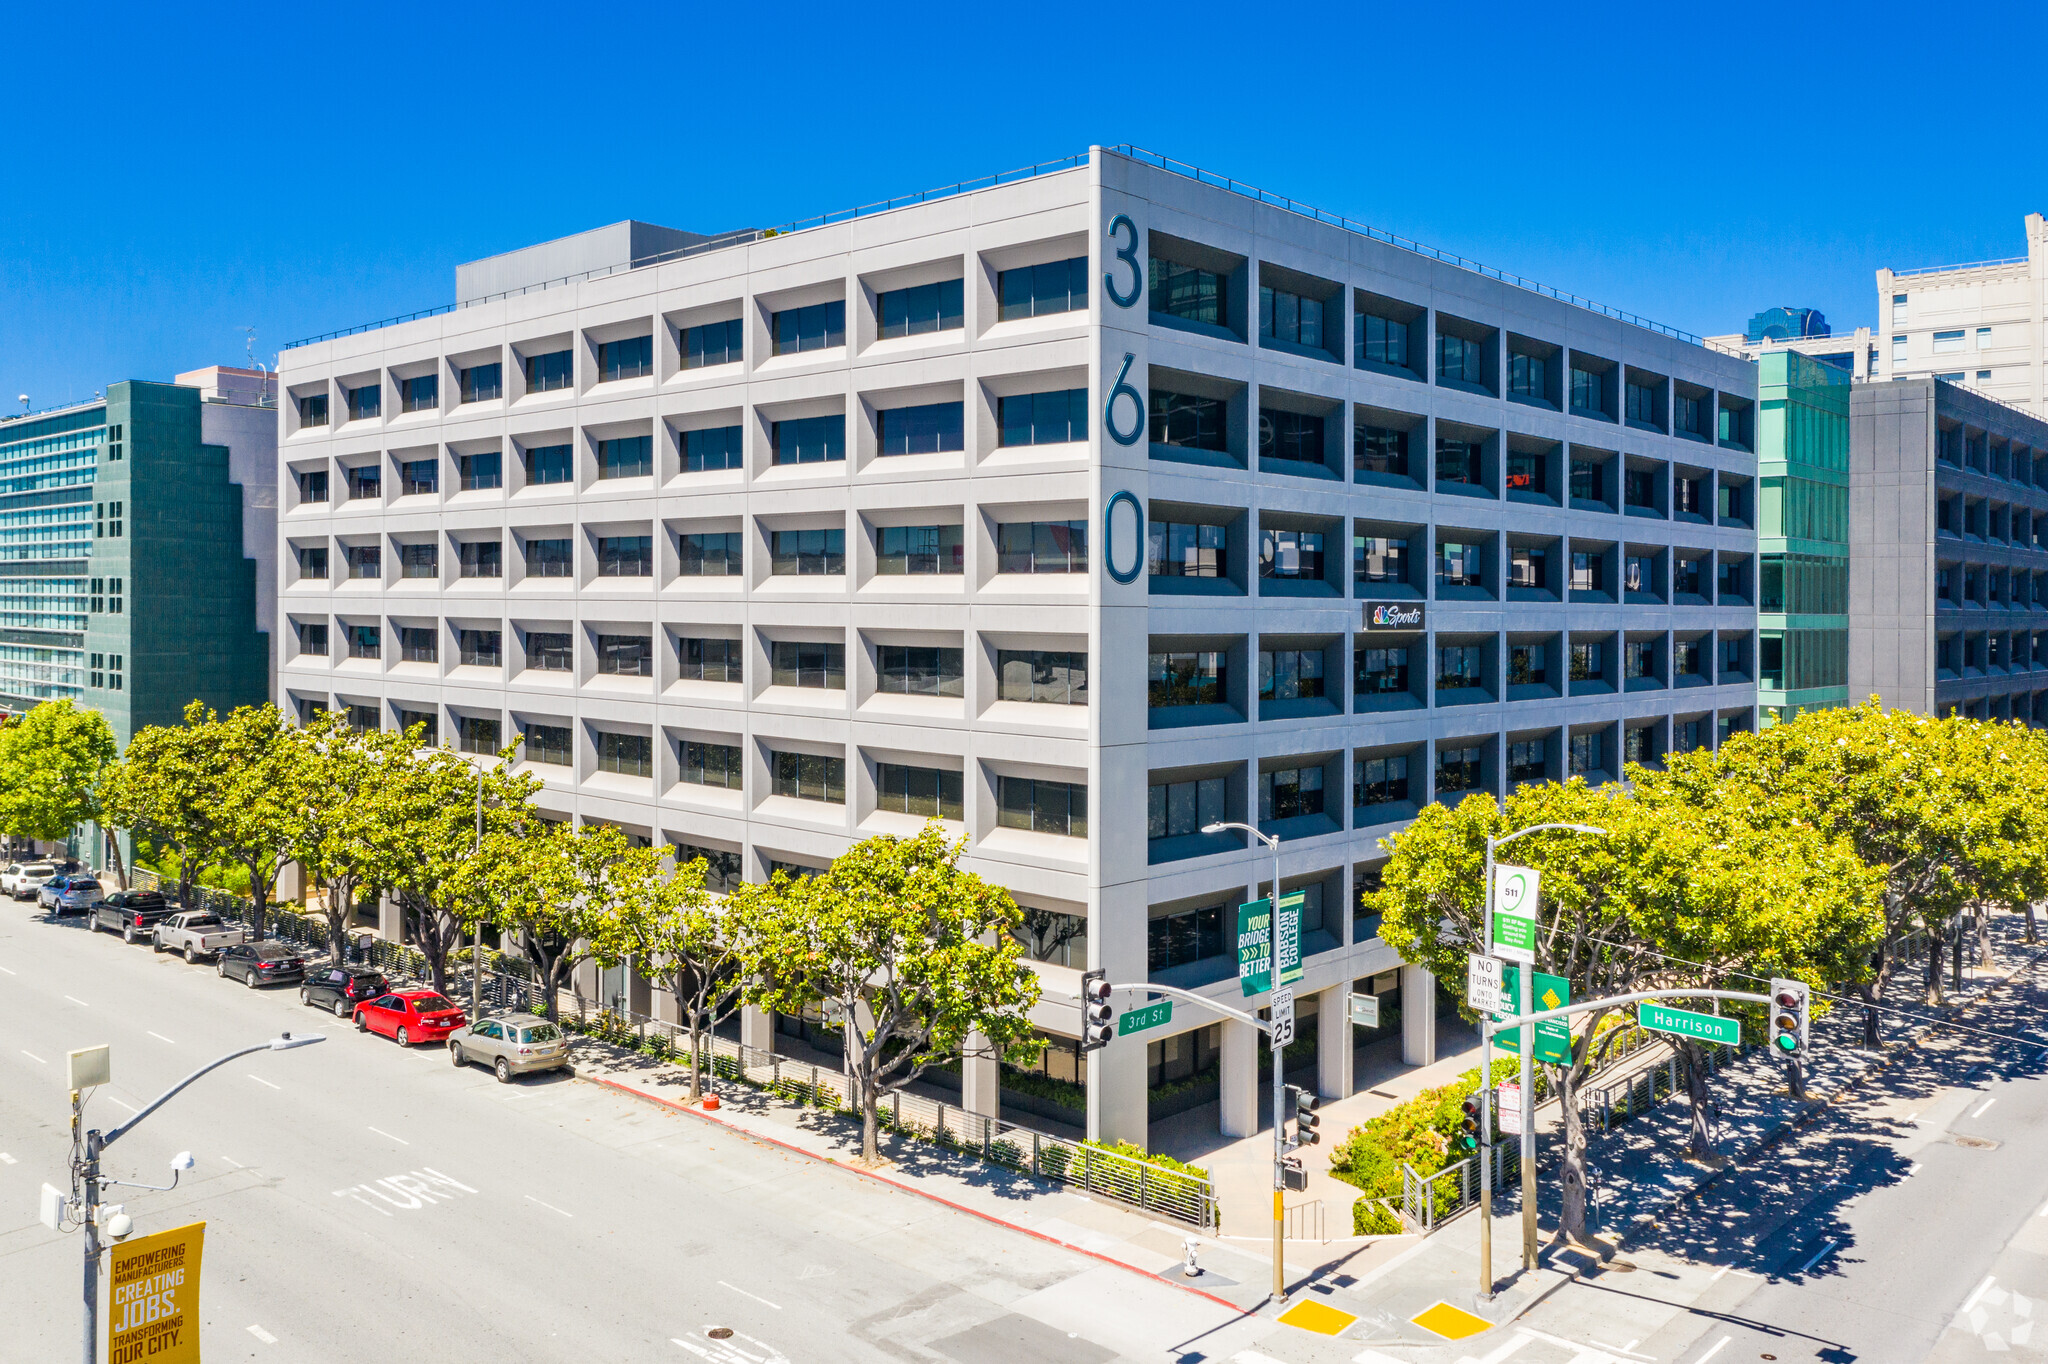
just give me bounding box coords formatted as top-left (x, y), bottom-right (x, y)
top-left (1925, 926), bottom-right (1945, 1006)
top-left (244, 863), bottom-right (271, 942)
top-left (860, 1076), bottom-right (880, 1166)
top-left (1680, 1040), bottom-right (1719, 1159)
top-left (687, 1019), bottom-right (703, 1099)
top-left (1952, 920), bottom-right (1966, 990)
top-left (1555, 1063), bottom-right (1591, 1245)
top-left (104, 830), bottom-right (128, 891)
top-left (1978, 906), bottom-right (1995, 969)
top-left (2027, 902), bottom-right (2038, 944)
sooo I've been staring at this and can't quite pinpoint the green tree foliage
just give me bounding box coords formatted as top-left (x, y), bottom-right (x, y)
top-left (452, 820), bottom-right (644, 1021)
top-left (292, 711), bottom-right (417, 959)
top-left (619, 851), bottom-right (733, 1099)
top-left (728, 824), bottom-right (1042, 1166)
top-left (0, 699), bottom-right (117, 861)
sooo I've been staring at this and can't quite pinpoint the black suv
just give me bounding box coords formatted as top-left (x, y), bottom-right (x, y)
top-left (301, 966), bottom-right (388, 1017)
top-left (218, 941), bottom-right (308, 988)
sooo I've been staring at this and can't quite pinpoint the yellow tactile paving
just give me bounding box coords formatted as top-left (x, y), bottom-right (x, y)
top-left (1411, 1300), bottom-right (1495, 1340)
top-left (1277, 1299), bottom-right (1358, 1336)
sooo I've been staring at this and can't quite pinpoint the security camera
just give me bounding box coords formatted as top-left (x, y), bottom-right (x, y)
top-left (171, 1152), bottom-right (194, 1172)
top-left (104, 1208), bottom-right (133, 1241)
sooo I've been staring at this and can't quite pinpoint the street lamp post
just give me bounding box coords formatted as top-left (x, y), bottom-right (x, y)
top-left (73, 1034), bottom-right (324, 1362)
top-left (471, 771), bottom-right (484, 1021)
top-left (1201, 819), bottom-right (1287, 1304)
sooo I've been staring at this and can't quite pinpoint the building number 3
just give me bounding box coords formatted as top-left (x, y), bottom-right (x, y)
top-left (1104, 214), bottom-right (1141, 308)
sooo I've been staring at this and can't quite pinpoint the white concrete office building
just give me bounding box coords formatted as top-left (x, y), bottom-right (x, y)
top-left (1878, 213), bottom-right (2048, 413)
top-left (274, 146), bottom-right (1758, 1147)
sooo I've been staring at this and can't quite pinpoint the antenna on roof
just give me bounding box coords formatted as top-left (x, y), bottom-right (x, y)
top-left (16, 396), bottom-right (26, 414)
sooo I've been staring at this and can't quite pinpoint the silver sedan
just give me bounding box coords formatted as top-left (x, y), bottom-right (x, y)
top-left (447, 1013), bottom-right (570, 1083)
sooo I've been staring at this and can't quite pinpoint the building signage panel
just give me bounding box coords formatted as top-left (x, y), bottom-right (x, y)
top-left (1466, 954), bottom-right (1505, 1014)
top-left (1364, 601), bottom-right (1426, 631)
top-left (1490, 864), bottom-right (1540, 964)
top-left (1348, 992), bottom-right (1380, 1028)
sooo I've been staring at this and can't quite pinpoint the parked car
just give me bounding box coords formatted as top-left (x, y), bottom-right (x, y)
top-left (38, 875), bottom-right (105, 915)
top-left (2, 863), bottom-right (56, 900)
top-left (218, 941), bottom-right (308, 988)
top-left (151, 910), bottom-right (247, 963)
top-left (89, 890), bottom-right (174, 943)
top-left (448, 1013), bottom-right (570, 1082)
top-left (355, 990), bottom-right (467, 1046)
top-left (301, 966), bottom-right (389, 1018)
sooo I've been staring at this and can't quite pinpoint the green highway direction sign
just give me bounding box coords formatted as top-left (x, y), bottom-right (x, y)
top-left (1237, 891), bottom-right (1306, 996)
top-left (1118, 1000), bottom-right (1173, 1037)
top-left (1491, 966), bottom-right (1572, 1064)
top-left (1637, 1001), bottom-right (1741, 1047)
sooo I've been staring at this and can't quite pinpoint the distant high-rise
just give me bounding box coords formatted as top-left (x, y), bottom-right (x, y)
top-left (1745, 306), bottom-right (1830, 343)
top-left (1878, 214), bottom-right (2048, 413)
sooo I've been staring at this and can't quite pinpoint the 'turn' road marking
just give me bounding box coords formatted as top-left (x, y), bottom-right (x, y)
top-left (247, 1074), bottom-right (280, 1090)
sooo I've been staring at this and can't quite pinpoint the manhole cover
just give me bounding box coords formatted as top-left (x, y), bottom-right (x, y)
top-left (707, 1328), bottom-right (733, 1340)
top-left (1955, 1135), bottom-right (2001, 1150)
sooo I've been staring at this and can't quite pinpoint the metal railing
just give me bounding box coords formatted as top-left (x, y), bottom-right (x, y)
top-left (1581, 1037), bottom-right (1751, 1133)
top-left (1401, 1138), bottom-right (1522, 1233)
top-left (1891, 255), bottom-right (2031, 279)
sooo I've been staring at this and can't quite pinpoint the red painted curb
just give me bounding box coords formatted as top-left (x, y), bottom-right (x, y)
top-left (589, 1074), bottom-right (1248, 1313)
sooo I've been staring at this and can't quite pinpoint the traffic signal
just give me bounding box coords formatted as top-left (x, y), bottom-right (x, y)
top-left (1281, 1156), bottom-right (1308, 1192)
top-left (1294, 1087), bottom-right (1321, 1146)
top-left (1769, 978), bottom-right (1810, 1055)
top-left (1080, 970), bottom-right (1114, 1052)
top-left (1458, 1092), bottom-right (1486, 1152)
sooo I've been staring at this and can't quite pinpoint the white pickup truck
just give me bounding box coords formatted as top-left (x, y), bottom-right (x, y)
top-left (2, 862), bottom-right (57, 900)
top-left (151, 911), bottom-right (247, 963)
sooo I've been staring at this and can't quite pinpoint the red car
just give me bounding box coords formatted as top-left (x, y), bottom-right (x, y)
top-left (355, 990), bottom-right (467, 1046)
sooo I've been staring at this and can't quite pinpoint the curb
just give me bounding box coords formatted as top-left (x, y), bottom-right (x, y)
top-left (588, 1074), bottom-right (1251, 1315)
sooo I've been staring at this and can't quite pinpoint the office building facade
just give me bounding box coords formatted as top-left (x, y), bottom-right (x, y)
top-left (1878, 214), bottom-right (2048, 413)
top-left (274, 146), bottom-right (1758, 1146)
top-left (1849, 376), bottom-right (2048, 721)
top-left (1757, 352), bottom-right (1850, 722)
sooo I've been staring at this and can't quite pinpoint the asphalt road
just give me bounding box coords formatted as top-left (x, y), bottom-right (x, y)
top-left (0, 907), bottom-right (1246, 1363)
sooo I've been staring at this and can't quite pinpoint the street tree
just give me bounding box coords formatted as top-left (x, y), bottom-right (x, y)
top-left (730, 824), bottom-right (1042, 1167)
top-left (294, 712), bottom-right (412, 960)
top-left (0, 699), bottom-right (118, 873)
top-left (100, 715), bottom-right (221, 905)
top-left (620, 850), bottom-right (737, 1099)
top-left (175, 703), bottom-right (305, 940)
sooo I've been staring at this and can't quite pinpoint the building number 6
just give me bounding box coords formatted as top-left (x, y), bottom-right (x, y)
top-left (1104, 354), bottom-right (1144, 447)
top-left (1104, 214), bottom-right (1141, 308)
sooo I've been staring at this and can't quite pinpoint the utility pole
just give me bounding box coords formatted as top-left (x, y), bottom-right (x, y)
top-left (472, 770), bottom-right (484, 1020)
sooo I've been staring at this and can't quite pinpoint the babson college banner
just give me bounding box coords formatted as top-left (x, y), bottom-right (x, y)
top-left (108, 1221), bottom-right (205, 1363)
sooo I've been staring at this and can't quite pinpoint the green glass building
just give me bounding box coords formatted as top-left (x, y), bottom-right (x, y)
top-left (1756, 351), bottom-right (1850, 723)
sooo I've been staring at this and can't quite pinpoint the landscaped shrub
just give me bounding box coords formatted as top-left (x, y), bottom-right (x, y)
top-left (1329, 1058), bottom-right (1523, 1205)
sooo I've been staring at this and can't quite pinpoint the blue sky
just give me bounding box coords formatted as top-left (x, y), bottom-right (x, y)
top-left (4, 1), bottom-right (2044, 408)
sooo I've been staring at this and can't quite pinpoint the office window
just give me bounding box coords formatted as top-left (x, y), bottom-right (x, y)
top-left (771, 750), bottom-right (844, 802)
top-left (1507, 449), bottom-right (1546, 494)
top-left (1355, 646), bottom-right (1409, 695)
top-left (1438, 333), bottom-right (1484, 383)
top-left (400, 374), bottom-right (438, 413)
top-left (1570, 642), bottom-right (1603, 680)
top-left (684, 318), bottom-right (744, 369)
top-left (1437, 541), bottom-right (1484, 588)
top-left (598, 335), bottom-right (653, 382)
top-left (1355, 535), bottom-right (1408, 584)
top-left (1355, 755), bottom-right (1409, 807)
top-left (1934, 371), bottom-right (1965, 384)
top-left (1259, 649), bottom-right (1326, 701)
top-left (597, 435), bottom-right (652, 479)
top-left (1356, 424), bottom-right (1409, 477)
top-left (295, 621), bottom-right (328, 657)
top-left (996, 649), bottom-right (1087, 705)
top-left (997, 777), bottom-right (1086, 837)
top-left (346, 544), bottom-right (381, 580)
top-left (1436, 438), bottom-right (1482, 486)
top-left (771, 300), bottom-right (846, 355)
top-left (674, 843), bottom-right (742, 895)
top-left (1356, 312), bottom-right (1408, 368)
top-left (458, 453), bottom-right (501, 491)
top-left (1149, 522), bottom-right (1225, 578)
top-left (1625, 640), bottom-right (1656, 680)
top-left (681, 426), bottom-right (743, 473)
top-left (1149, 256), bottom-right (1225, 325)
top-left (1623, 728), bottom-right (1654, 766)
top-left (1508, 643), bottom-right (1547, 685)
top-left (297, 545), bottom-right (329, 580)
top-left (877, 764), bottom-right (964, 820)
top-left (998, 257), bottom-right (1087, 321)
top-left (1436, 645), bottom-right (1485, 691)
top-left (89, 577), bottom-right (102, 613)
top-left (1508, 545), bottom-right (1544, 589)
top-left (1150, 776), bottom-right (1225, 839)
top-left (677, 637), bottom-right (742, 684)
top-left (1933, 330), bottom-right (1965, 355)
top-left (522, 722), bottom-right (571, 766)
top-left (1673, 557), bottom-right (1704, 596)
top-left (995, 520), bottom-right (1087, 574)
top-left (347, 625), bottom-right (381, 660)
top-left (1625, 554), bottom-right (1656, 594)
top-left (998, 389), bottom-right (1087, 447)
top-left (1147, 904), bottom-right (1226, 973)
top-left (346, 464), bottom-right (381, 499)
top-left (771, 415), bottom-right (845, 465)
top-left (297, 470), bottom-right (329, 503)
top-left (524, 443), bottom-right (573, 484)
top-left (459, 363), bottom-right (501, 403)
top-left (878, 280), bottom-right (964, 339)
top-left (346, 384), bottom-right (381, 421)
top-left (1977, 327), bottom-right (1993, 350)
top-left (1149, 651), bottom-right (1226, 708)
top-left (1259, 528), bottom-right (1325, 580)
top-left (1570, 367), bottom-right (1605, 413)
top-left (770, 641), bottom-right (846, 690)
top-left (1718, 481), bottom-right (1745, 522)
top-left (399, 459), bottom-right (437, 496)
top-left (876, 402), bottom-right (964, 456)
top-left (1259, 409), bottom-right (1324, 465)
top-left (459, 629), bottom-right (501, 668)
top-left (597, 535), bottom-right (653, 577)
top-left (1673, 475), bottom-right (1703, 515)
top-left (345, 704), bottom-right (379, 732)
top-left (298, 392), bottom-right (329, 427)
top-left (1977, 370), bottom-right (1992, 383)
top-left (597, 731), bottom-right (652, 777)
top-left (1718, 559), bottom-right (1744, 600)
top-left (399, 543), bottom-right (438, 579)
top-left (1569, 731), bottom-right (1603, 776)
top-left (1570, 459), bottom-right (1603, 503)
top-left (1625, 382), bottom-right (1658, 424)
top-left (1509, 353), bottom-right (1547, 400)
top-left (1149, 391), bottom-right (1228, 451)
top-left (1675, 394), bottom-right (1703, 435)
top-left (1570, 552), bottom-right (1603, 593)
top-left (1261, 766), bottom-right (1325, 821)
top-left (1260, 286), bottom-right (1324, 348)
top-left (105, 655), bottom-right (123, 692)
top-left (876, 645), bottom-right (964, 697)
top-left (1507, 740), bottom-right (1546, 784)
top-left (526, 632), bottom-right (573, 672)
top-left (680, 741), bottom-right (743, 789)
top-left (678, 532), bottom-right (743, 576)
top-left (524, 537), bottom-right (573, 577)
top-left (768, 528), bottom-right (845, 576)
top-left (1892, 335), bottom-right (1908, 363)
top-left (1436, 745), bottom-right (1482, 793)
top-left (1891, 293), bottom-right (1908, 320)
top-left (524, 350), bottom-right (573, 392)
top-left (597, 634), bottom-right (653, 677)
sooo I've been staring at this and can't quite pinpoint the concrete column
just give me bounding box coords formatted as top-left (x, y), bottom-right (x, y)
top-left (376, 890), bottom-right (401, 942)
top-left (626, 961), bottom-right (653, 1018)
top-left (739, 1004), bottom-right (774, 1053)
top-left (1087, 1030), bottom-right (1149, 1147)
top-left (1218, 1018), bottom-right (1261, 1138)
top-left (1401, 963), bottom-right (1437, 1067)
top-left (962, 1032), bottom-right (1000, 1123)
top-left (1316, 982), bottom-right (1353, 1100)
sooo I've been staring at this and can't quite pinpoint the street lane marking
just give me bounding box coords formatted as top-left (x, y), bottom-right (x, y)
top-left (109, 1098), bottom-right (136, 1112)
top-left (1965, 1276), bottom-right (1999, 1314)
top-left (247, 1074), bottom-right (280, 1090)
top-left (21, 1050), bottom-right (45, 1064)
top-left (222, 1157), bottom-right (244, 1169)
top-left (1973, 1095), bottom-right (1999, 1118)
top-left (147, 1032), bottom-right (176, 1045)
top-left (0, 1153), bottom-right (15, 1165)
top-left (1709, 1264), bottom-right (1759, 1281)
top-left (2036, 1198), bottom-right (2048, 1218)
top-left (718, 1281), bottom-right (781, 1310)
top-left (1695, 1337), bottom-right (1730, 1363)
top-left (0, 964), bottom-right (14, 974)
top-left (367, 1126), bottom-right (409, 1146)
top-left (247, 1325), bottom-right (276, 1344)
top-left (1905, 1162), bottom-right (1922, 1177)
top-left (1798, 1239), bottom-right (1839, 1274)
top-left (64, 995), bottom-right (87, 1007)
top-left (526, 1194), bottom-right (573, 1218)
top-left (336, 1169), bottom-right (480, 1215)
